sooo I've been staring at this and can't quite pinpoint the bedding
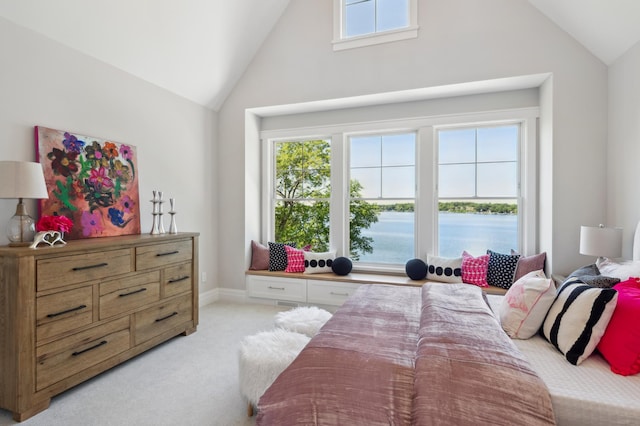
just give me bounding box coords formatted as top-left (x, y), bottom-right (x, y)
top-left (257, 283), bottom-right (555, 425)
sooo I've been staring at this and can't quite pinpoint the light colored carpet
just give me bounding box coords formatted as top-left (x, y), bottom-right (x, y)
top-left (0, 302), bottom-right (285, 426)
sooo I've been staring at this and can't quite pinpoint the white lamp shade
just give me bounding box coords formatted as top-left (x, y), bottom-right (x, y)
top-left (0, 161), bottom-right (49, 199)
top-left (580, 225), bottom-right (623, 259)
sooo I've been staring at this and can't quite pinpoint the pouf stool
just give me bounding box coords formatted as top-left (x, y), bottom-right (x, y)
top-left (274, 306), bottom-right (333, 337)
top-left (238, 328), bottom-right (310, 416)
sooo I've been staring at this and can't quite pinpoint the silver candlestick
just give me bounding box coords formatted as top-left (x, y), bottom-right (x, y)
top-left (169, 198), bottom-right (178, 234)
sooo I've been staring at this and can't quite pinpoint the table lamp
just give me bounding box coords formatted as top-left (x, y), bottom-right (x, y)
top-left (0, 161), bottom-right (49, 246)
top-left (579, 224), bottom-right (623, 262)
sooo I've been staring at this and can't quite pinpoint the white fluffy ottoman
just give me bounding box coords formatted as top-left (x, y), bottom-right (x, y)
top-left (238, 328), bottom-right (310, 416)
top-left (274, 306), bottom-right (333, 337)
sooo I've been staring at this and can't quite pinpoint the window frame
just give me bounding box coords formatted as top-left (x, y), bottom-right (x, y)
top-left (332, 0), bottom-right (419, 51)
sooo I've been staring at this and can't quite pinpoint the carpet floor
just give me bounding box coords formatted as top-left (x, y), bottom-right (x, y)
top-left (0, 302), bottom-right (285, 426)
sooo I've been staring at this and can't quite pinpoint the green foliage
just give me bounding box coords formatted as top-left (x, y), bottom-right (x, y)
top-left (274, 140), bottom-right (378, 260)
top-left (438, 201), bottom-right (517, 215)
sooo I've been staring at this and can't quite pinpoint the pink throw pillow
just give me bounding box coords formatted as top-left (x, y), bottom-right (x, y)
top-left (597, 277), bottom-right (640, 376)
top-left (512, 251), bottom-right (547, 281)
top-left (461, 251), bottom-right (489, 287)
top-left (284, 245), bottom-right (306, 273)
top-left (249, 240), bottom-right (269, 270)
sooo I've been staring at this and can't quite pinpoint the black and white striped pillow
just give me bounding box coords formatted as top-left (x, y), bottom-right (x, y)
top-left (541, 277), bottom-right (618, 365)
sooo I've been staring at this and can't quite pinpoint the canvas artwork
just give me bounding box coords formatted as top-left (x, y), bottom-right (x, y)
top-left (35, 126), bottom-right (141, 239)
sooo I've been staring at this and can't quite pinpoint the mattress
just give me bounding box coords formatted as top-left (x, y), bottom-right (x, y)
top-left (487, 294), bottom-right (640, 426)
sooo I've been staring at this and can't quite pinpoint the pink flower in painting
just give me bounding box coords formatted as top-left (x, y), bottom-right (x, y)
top-left (81, 210), bottom-right (103, 236)
top-left (120, 144), bottom-right (133, 160)
top-left (120, 195), bottom-right (135, 213)
top-left (88, 167), bottom-right (114, 191)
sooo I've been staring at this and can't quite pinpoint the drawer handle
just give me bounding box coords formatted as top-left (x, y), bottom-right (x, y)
top-left (330, 292), bottom-right (349, 296)
top-left (168, 276), bottom-right (190, 284)
top-left (119, 288), bottom-right (147, 297)
top-left (47, 304), bottom-right (87, 318)
top-left (72, 340), bottom-right (107, 356)
top-left (72, 262), bottom-right (108, 271)
top-left (156, 250), bottom-right (179, 257)
top-left (155, 311), bottom-right (178, 322)
top-left (268, 286), bottom-right (285, 290)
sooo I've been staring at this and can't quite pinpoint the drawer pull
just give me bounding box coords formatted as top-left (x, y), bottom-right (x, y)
top-left (168, 276), bottom-right (190, 284)
top-left (155, 311), bottom-right (178, 322)
top-left (72, 340), bottom-right (107, 356)
top-left (268, 286), bottom-right (285, 290)
top-left (119, 288), bottom-right (147, 297)
top-left (47, 304), bottom-right (87, 318)
top-left (156, 250), bottom-right (179, 257)
top-left (72, 262), bottom-right (108, 271)
top-left (330, 292), bottom-right (349, 296)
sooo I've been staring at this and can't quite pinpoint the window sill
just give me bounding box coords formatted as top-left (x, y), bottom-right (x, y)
top-left (333, 26), bottom-right (419, 51)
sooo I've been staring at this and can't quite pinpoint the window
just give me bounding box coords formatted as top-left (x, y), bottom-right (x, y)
top-left (437, 125), bottom-right (520, 257)
top-left (333, 0), bottom-right (418, 51)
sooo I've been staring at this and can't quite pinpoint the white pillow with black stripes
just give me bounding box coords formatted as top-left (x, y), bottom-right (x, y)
top-left (541, 277), bottom-right (618, 365)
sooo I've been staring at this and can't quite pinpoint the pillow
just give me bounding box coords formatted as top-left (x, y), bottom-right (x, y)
top-left (486, 250), bottom-right (520, 289)
top-left (460, 251), bottom-right (489, 287)
top-left (541, 277), bottom-right (618, 365)
top-left (249, 240), bottom-right (269, 270)
top-left (304, 251), bottom-right (336, 274)
top-left (426, 255), bottom-right (462, 283)
top-left (284, 245), bottom-right (305, 273)
top-left (499, 269), bottom-right (556, 339)
top-left (597, 278), bottom-right (640, 376)
top-left (569, 263), bottom-right (600, 278)
top-left (597, 257), bottom-right (640, 281)
top-left (512, 251), bottom-right (546, 281)
top-left (567, 263), bottom-right (620, 288)
top-left (268, 242), bottom-right (296, 271)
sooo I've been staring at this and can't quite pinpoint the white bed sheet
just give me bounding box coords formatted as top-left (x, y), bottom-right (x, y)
top-left (487, 294), bottom-right (640, 426)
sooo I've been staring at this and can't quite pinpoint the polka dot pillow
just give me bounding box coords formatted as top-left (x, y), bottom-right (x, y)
top-left (486, 250), bottom-right (520, 289)
top-left (426, 254), bottom-right (462, 283)
top-left (268, 242), bottom-right (297, 271)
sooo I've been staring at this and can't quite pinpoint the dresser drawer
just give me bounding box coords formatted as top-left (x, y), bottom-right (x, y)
top-left (163, 262), bottom-right (193, 298)
top-left (307, 280), bottom-right (362, 306)
top-left (37, 249), bottom-right (132, 292)
top-left (36, 317), bottom-right (130, 391)
top-left (99, 271), bottom-right (161, 320)
top-left (134, 294), bottom-right (193, 345)
top-left (36, 286), bottom-right (94, 342)
top-left (247, 275), bottom-right (306, 302)
top-left (136, 240), bottom-right (193, 271)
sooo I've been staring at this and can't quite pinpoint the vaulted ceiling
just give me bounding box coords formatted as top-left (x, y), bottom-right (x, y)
top-left (0, 0), bottom-right (638, 110)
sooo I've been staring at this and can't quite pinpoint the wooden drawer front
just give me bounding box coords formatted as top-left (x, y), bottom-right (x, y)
top-left (307, 280), bottom-right (362, 306)
top-left (37, 286), bottom-right (94, 342)
top-left (163, 262), bottom-right (193, 298)
top-left (37, 249), bottom-right (132, 292)
top-left (36, 317), bottom-right (130, 391)
top-left (246, 275), bottom-right (306, 302)
top-left (134, 294), bottom-right (192, 345)
top-left (136, 240), bottom-right (192, 271)
top-left (99, 271), bottom-right (161, 320)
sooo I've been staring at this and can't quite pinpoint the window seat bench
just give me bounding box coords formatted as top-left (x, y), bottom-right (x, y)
top-left (245, 270), bottom-right (506, 308)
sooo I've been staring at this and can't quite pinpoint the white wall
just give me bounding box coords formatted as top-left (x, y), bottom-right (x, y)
top-left (218, 0), bottom-right (608, 290)
top-left (0, 17), bottom-right (218, 296)
top-left (608, 40), bottom-right (640, 259)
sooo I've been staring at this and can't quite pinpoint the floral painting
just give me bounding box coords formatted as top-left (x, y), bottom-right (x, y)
top-left (35, 126), bottom-right (141, 239)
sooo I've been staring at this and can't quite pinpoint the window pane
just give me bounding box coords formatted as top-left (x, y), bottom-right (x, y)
top-left (438, 128), bottom-right (476, 164)
top-left (275, 200), bottom-right (330, 251)
top-left (477, 126), bottom-right (518, 162)
top-left (381, 133), bottom-right (414, 166)
top-left (477, 163), bottom-right (517, 197)
top-left (438, 201), bottom-right (518, 258)
top-left (382, 166), bottom-right (414, 198)
top-left (352, 200), bottom-right (414, 263)
top-left (351, 167), bottom-right (381, 198)
top-left (438, 164), bottom-right (475, 197)
top-left (351, 135), bottom-right (381, 168)
top-left (345, 1), bottom-right (375, 37)
top-left (377, 0), bottom-right (409, 32)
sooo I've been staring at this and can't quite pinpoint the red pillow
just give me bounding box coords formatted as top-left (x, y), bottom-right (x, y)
top-left (461, 251), bottom-right (489, 287)
top-left (284, 245), bottom-right (306, 273)
top-left (597, 277), bottom-right (640, 376)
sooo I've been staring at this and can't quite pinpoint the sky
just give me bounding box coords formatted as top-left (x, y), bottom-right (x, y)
top-left (344, 0), bottom-right (410, 38)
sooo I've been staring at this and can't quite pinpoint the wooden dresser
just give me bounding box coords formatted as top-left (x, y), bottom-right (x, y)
top-left (0, 232), bottom-right (199, 421)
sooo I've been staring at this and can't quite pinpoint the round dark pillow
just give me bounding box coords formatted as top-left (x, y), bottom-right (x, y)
top-left (332, 256), bottom-right (353, 276)
top-left (405, 258), bottom-right (427, 280)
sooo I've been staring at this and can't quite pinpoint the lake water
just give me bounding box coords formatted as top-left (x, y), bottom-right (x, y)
top-left (358, 211), bottom-right (518, 263)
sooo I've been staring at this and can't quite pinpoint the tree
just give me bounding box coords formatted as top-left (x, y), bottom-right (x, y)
top-left (274, 140), bottom-right (378, 260)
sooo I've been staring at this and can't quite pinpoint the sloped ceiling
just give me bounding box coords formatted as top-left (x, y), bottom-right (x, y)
top-left (0, 1), bottom-right (637, 110)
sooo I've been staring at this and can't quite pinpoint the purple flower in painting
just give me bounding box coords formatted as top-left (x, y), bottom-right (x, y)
top-left (81, 211), bottom-right (103, 236)
top-left (120, 195), bottom-right (134, 213)
top-left (88, 167), bottom-right (114, 191)
top-left (108, 208), bottom-right (125, 227)
top-left (120, 144), bottom-right (133, 160)
top-left (62, 132), bottom-right (85, 154)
